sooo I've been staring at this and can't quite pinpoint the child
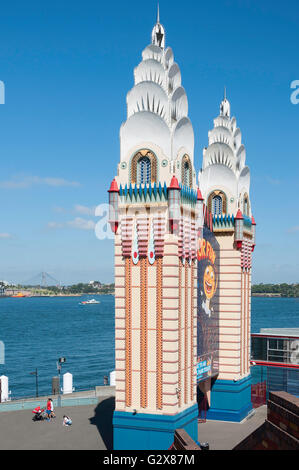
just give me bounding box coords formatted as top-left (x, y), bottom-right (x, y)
top-left (63, 415), bottom-right (72, 426)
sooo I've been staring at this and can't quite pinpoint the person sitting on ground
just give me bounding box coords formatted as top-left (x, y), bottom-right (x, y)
top-left (63, 415), bottom-right (72, 427)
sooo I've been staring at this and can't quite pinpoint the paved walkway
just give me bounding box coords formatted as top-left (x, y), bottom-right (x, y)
top-left (0, 396), bottom-right (115, 450)
top-left (0, 398), bottom-right (266, 450)
top-left (197, 406), bottom-right (267, 450)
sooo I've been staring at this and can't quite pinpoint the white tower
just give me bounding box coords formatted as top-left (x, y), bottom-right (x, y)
top-left (198, 94), bottom-right (256, 421)
top-left (111, 9), bottom-right (200, 449)
top-left (199, 94), bottom-right (251, 217)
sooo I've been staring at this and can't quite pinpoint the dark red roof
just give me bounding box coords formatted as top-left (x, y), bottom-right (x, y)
top-left (168, 175), bottom-right (180, 190)
top-left (251, 216), bottom-right (256, 225)
top-left (197, 188), bottom-right (204, 201)
top-left (108, 178), bottom-right (119, 193)
top-left (235, 209), bottom-right (244, 220)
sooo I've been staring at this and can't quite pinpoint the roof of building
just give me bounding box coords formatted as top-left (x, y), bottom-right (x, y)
top-left (258, 328), bottom-right (299, 338)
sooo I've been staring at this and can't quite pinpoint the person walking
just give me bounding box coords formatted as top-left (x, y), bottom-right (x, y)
top-left (50, 398), bottom-right (55, 418)
top-left (46, 398), bottom-right (52, 421)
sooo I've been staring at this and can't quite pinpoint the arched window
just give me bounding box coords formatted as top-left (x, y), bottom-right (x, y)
top-left (183, 162), bottom-right (189, 185)
top-left (212, 195), bottom-right (223, 216)
top-left (181, 154), bottom-right (192, 187)
top-left (137, 156), bottom-right (151, 184)
top-left (243, 194), bottom-right (249, 216)
top-left (207, 190), bottom-right (227, 215)
top-left (131, 150), bottom-right (157, 185)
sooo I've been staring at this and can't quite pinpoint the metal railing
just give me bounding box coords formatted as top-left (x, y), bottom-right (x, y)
top-left (0, 385), bottom-right (115, 412)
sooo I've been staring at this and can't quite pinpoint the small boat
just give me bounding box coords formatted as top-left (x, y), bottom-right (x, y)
top-left (79, 298), bottom-right (100, 305)
top-left (11, 293), bottom-right (29, 298)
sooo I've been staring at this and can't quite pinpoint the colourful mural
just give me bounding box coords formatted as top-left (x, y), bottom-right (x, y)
top-left (197, 225), bottom-right (220, 382)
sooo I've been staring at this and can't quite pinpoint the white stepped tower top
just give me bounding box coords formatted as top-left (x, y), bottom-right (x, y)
top-left (198, 93), bottom-right (251, 216)
top-left (119, 9), bottom-right (195, 183)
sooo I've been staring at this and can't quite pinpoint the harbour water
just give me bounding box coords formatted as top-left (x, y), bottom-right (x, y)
top-left (0, 296), bottom-right (298, 399)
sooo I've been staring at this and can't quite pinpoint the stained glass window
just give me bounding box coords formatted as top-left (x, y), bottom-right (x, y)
top-left (183, 162), bottom-right (189, 186)
top-left (212, 195), bottom-right (222, 216)
top-left (137, 156), bottom-right (151, 184)
top-left (244, 198), bottom-right (249, 216)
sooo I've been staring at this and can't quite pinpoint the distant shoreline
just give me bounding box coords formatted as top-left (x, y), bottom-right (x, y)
top-left (0, 293), bottom-right (115, 298)
top-left (252, 294), bottom-right (298, 298)
top-left (1, 293), bottom-right (298, 299)
top-left (252, 293), bottom-right (281, 298)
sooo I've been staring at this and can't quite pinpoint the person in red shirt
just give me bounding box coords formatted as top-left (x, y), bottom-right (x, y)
top-left (46, 398), bottom-right (52, 421)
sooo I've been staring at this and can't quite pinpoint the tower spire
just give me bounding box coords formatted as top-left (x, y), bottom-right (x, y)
top-left (220, 87), bottom-right (230, 117)
top-left (151, 3), bottom-right (165, 48)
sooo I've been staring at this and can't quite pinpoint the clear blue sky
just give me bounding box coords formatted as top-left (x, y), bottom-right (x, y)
top-left (0, 0), bottom-right (298, 285)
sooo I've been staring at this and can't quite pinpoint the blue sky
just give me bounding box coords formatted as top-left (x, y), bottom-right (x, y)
top-left (0, 0), bottom-right (298, 285)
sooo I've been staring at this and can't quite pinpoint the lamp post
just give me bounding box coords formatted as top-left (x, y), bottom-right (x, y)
top-left (30, 368), bottom-right (39, 398)
top-left (57, 357), bottom-right (66, 407)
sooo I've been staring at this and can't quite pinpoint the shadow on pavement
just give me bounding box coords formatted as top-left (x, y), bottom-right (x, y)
top-left (89, 397), bottom-right (115, 450)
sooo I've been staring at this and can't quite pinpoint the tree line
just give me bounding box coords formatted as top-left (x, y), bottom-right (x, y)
top-left (251, 283), bottom-right (299, 297)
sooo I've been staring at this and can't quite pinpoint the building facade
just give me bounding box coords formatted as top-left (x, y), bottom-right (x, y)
top-left (109, 14), bottom-right (201, 450)
top-left (107, 12), bottom-right (256, 448)
top-left (198, 96), bottom-right (256, 421)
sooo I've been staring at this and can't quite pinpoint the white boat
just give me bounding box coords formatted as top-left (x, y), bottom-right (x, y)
top-left (79, 298), bottom-right (100, 305)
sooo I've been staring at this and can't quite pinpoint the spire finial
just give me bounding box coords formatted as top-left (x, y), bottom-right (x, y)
top-left (151, 2), bottom-right (165, 48)
top-left (220, 87), bottom-right (230, 117)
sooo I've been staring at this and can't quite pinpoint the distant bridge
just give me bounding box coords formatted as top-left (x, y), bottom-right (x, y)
top-left (22, 272), bottom-right (61, 287)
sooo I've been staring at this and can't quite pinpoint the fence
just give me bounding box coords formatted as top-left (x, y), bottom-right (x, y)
top-left (0, 385), bottom-right (115, 412)
top-left (251, 364), bottom-right (299, 408)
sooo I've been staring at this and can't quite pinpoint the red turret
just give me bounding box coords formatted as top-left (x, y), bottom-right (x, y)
top-left (168, 175), bottom-right (181, 233)
top-left (234, 209), bottom-right (244, 250)
top-left (197, 188), bottom-right (204, 201)
top-left (196, 188), bottom-right (204, 231)
top-left (108, 178), bottom-right (119, 234)
top-left (251, 215), bottom-right (256, 251)
top-left (108, 178), bottom-right (119, 193)
top-left (235, 209), bottom-right (243, 220)
top-left (168, 175), bottom-right (180, 190)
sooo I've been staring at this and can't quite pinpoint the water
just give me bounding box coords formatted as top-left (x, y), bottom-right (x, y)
top-left (250, 297), bottom-right (299, 333)
top-left (0, 296), bottom-right (298, 399)
top-left (0, 295), bottom-right (114, 399)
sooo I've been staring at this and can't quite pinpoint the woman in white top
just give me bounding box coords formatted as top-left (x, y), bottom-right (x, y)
top-left (63, 415), bottom-right (72, 426)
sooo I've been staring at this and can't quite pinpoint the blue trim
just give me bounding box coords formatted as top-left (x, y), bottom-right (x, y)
top-left (113, 404), bottom-right (198, 450)
top-left (207, 375), bottom-right (253, 422)
top-left (243, 215), bottom-right (252, 227)
top-left (206, 402), bottom-right (252, 422)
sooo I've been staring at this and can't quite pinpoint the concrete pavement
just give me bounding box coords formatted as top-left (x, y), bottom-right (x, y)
top-left (0, 396), bottom-right (115, 450)
top-left (0, 396), bottom-right (267, 450)
top-left (197, 405), bottom-right (267, 450)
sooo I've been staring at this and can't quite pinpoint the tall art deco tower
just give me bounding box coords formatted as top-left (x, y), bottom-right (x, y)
top-left (198, 95), bottom-right (256, 421)
top-left (108, 12), bottom-right (201, 450)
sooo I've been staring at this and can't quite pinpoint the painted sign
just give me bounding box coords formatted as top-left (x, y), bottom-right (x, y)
top-left (197, 225), bottom-right (219, 382)
top-left (196, 358), bottom-right (212, 382)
